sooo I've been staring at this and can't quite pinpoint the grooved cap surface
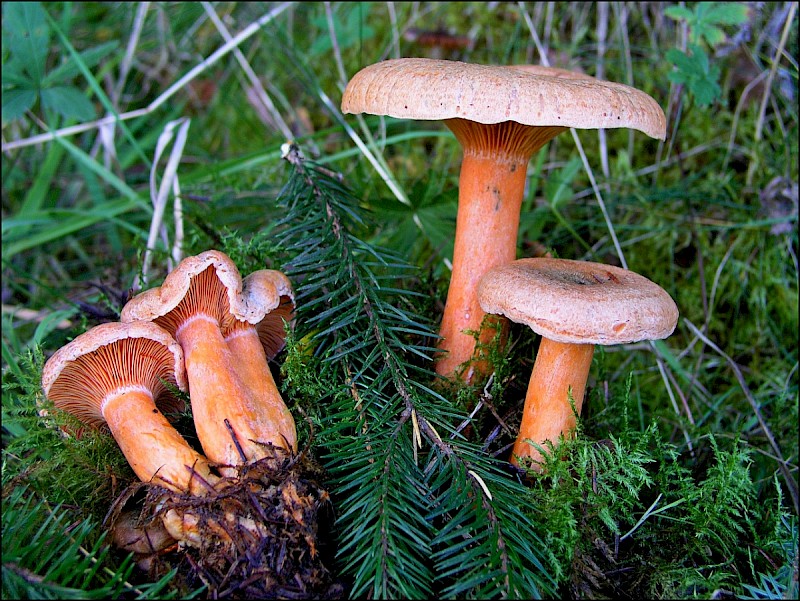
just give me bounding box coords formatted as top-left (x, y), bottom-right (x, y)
top-left (121, 250), bottom-right (295, 328)
top-left (121, 250), bottom-right (245, 324)
top-left (342, 58), bottom-right (666, 140)
top-left (477, 258), bottom-right (678, 345)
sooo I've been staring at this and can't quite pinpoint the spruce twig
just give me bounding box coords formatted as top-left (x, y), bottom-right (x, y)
top-left (1, 486), bottom-right (178, 599)
top-left (275, 143), bottom-right (556, 598)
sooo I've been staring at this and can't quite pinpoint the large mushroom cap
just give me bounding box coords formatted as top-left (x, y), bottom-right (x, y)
top-left (342, 58), bottom-right (666, 140)
top-left (41, 321), bottom-right (188, 428)
top-left (477, 258), bottom-right (678, 345)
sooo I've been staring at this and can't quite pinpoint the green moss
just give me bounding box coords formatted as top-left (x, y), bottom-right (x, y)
top-left (2, 349), bottom-right (137, 519)
top-left (503, 367), bottom-right (793, 599)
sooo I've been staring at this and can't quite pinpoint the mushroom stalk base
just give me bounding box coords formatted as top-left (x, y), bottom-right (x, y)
top-left (511, 339), bottom-right (594, 469)
top-left (225, 329), bottom-right (297, 453)
top-left (176, 316), bottom-right (272, 472)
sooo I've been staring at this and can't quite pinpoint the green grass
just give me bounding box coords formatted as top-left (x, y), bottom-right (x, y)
top-left (2, 2), bottom-right (798, 599)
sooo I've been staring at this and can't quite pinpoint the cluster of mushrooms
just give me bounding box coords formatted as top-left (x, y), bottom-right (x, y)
top-left (342, 58), bottom-right (679, 468)
top-left (41, 58), bottom-right (680, 584)
top-left (42, 250), bottom-right (333, 593)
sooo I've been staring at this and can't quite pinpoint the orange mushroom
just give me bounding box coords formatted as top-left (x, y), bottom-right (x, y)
top-left (121, 250), bottom-right (295, 474)
top-left (221, 269), bottom-right (297, 456)
top-left (41, 321), bottom-right (216, 495)
top-left (477, 258), bottom-right (678, 470)
top-left (342, 59), bottom-right (666, 382)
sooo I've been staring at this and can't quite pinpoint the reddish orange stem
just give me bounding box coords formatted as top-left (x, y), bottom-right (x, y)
top-left (435, 152), bottom-right (528, 381)
top-left (511, 339), bottom-right (594, 468)
top-left (225, 329), bottom-right (297, 453)
top-left (434, 120), bottom-right (566, 382)
top-left (175, 316), bottom-right (269, 472)
top-left (103, 388), bottom-right (216, 495)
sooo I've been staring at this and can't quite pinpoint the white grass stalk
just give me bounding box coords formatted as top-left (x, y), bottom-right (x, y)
top-left (116, 2), bottom-right (150, 105)
top-left (652, 13), bottom-right (688, 186)
top-left (595, 2), bottom-right (610, 179)
top-left (139, 118), bottom-right (191, 290)
top-left (612, 2), bottom-right (636, 159)
top-left (653, 352), bottom-right (694, 454)
top-left (747, 1), bottom-right (797, 186)
top-left (570, 130), bottom-right (628, 270)
top-left (319, 88), bottom-right (411, 208)
top-left (2, 2), bottom-right (293, 153)
top-left (324, 2), bottom-right (350, 89)
top-left (519, 1), bottom-right (628, 269)
top-left (89, 3), bottom-right (150, 168)
top-left (172, 170), bottom-right (185, 267)
top-left (386, 2), bottom-right (401, 59)
top-left (319, 3), bottom-right (416, 216)
top-left (201, 2), bottom-right (295, 140)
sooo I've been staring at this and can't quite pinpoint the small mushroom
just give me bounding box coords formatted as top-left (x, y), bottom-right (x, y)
top-left (121, 250), bottom-right (294, 472)
top-left (41, 321), bottom-right (216, 494)
top-left (221, 269), bottom-right (297, 456)
top-left (342, 58), bottom-right (666, 382)
top-left (477, 258), bottom-right (678, 469)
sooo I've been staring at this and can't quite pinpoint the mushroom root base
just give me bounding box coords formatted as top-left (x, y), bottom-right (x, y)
top-left (106, 447), bottom-right (343, 598)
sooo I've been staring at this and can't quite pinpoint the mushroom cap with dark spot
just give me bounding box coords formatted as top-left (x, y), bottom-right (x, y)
top-left (477, 258), bottom-right (678, 345)
top-left (342, 58), bottom-right (666, 140)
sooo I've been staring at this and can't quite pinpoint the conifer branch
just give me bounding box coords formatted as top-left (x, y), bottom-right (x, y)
top-left (275, 144), bottom-right (556, 598)
top-left (1, 486), bottom-right (178, 599)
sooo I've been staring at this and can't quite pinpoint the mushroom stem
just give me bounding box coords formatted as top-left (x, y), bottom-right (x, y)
top-left (174, 314), bottom-right (272, 471)
top-left (224, 328), bottom-right (297, 453)
top-left (41, 320), bottom-right (225, 547)
top-left (123, 257), bottom-right (297, 474)
top-left (512, 338), bottom-right (594, 468)
top-left (102, 387), bottom-right (217, 495)
top-left (41, 321), bottom-right (218, 495)
top-left (435, 119), bottom-right (566, 382)
top-left (342, 60), bottom-right (668, 383)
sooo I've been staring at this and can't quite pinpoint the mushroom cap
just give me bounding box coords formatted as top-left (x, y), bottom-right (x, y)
top-left (341, 58), bottom-right (666, 140)
top-left (121, 250), bottom-right (270, 332)
top-left (477, 258), bottom-right (678, 345)
top-left (508, 64), bottom-right (598, 81)
top-left (41, 321), bottom-right (188, 428)
top-left (223, 269), bottom-right (296, 361)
